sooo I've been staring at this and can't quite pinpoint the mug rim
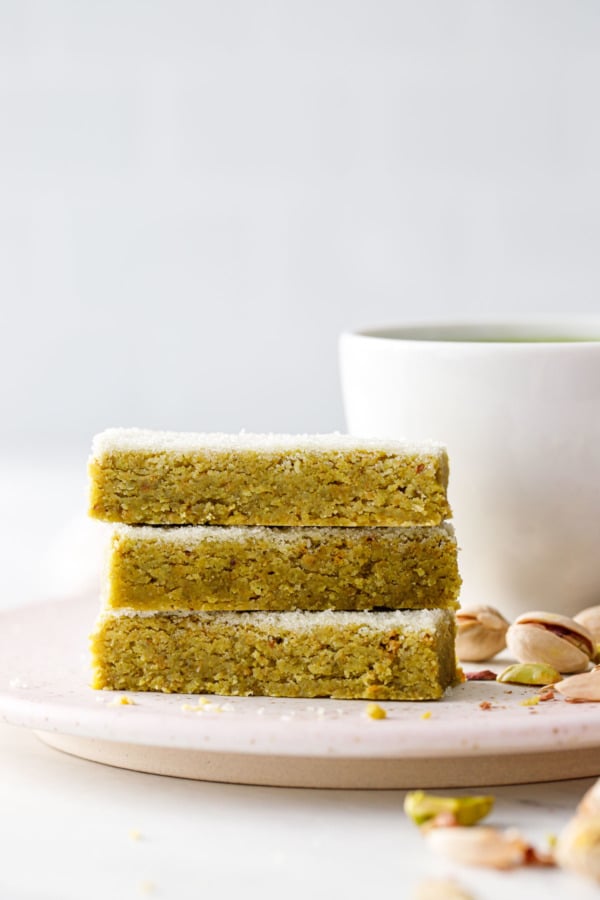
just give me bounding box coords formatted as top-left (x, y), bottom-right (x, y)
top-left (342, 317), bottom-right (600, 345)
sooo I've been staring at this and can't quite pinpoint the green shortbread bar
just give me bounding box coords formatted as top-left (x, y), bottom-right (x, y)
top-left (90, 608), bottom-right (460, 700)
top-left (105, 523), bottom-right (461, 612)
top-left (88, 429), bottom-right (451, 527)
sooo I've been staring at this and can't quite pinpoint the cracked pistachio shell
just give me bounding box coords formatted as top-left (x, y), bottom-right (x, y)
top-left (455, 605), bottom-right (509, 662)
top-left (404, 791), bottom-right (494, 827)
top-left (506, 611), bottom-right (594, 674)
top-left (497, 662), bottom-right (562, 686)
top-left (556, 815), bottom-right (600, 883)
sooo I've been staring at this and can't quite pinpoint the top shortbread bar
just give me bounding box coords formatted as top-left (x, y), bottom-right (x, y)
top-left (88, 428), bottom-right (451, 526)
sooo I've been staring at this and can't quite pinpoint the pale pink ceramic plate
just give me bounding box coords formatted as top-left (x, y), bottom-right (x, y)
top-left (1, 596), bottom-right (599, 788)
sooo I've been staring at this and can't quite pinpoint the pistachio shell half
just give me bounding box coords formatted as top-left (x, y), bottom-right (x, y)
top-left (506, 611), bottom-right (594, 674)
top-left (456, 605), bottom-right (509, 662)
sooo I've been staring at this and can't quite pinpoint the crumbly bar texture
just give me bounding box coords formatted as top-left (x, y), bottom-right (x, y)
top-left (90, 608), bottom-right (460, 700)
top-left (88, 428), bottom-right (451, 527)
top-left (105, 523), bottom-right (461, 612)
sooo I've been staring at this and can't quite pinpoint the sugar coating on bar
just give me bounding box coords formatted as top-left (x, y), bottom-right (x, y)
top-left (89, 428), bottom-right (451, 526)
top-left (90, 608), bottom-right (460, 700)
top-left (105, 523), bottom-right (461, 612)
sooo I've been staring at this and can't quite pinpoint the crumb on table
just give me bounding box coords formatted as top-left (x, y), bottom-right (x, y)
top-left (365, 702), bottom-right (387, 719)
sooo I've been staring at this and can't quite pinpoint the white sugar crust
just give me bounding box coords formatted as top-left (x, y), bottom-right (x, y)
top-left (91, 428), bottom-right (445, 459)
top-left (111, 522), bottom-right (455, 548)
top-left (97, 607), bottom-right (453, 633)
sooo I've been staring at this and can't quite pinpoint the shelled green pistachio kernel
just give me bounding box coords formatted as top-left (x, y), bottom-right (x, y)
top-left (497, 662), bottom-right (562, 686)
top-left (404, 791), bottom-right (494, 827)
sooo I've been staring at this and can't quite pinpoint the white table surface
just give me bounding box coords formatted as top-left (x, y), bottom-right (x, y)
top-left (0, 458), bottom-right (598, 899)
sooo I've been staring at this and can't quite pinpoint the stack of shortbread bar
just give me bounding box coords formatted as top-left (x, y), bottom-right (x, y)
top-left (88, 429), bottom-right (461, 700)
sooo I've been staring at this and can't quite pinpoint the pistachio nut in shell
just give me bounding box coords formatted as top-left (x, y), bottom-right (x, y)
top-left (506, 611), bottom-right (594, 674)
top-left (575, 606), bottom-right (600, 644)
top-left (578, 779), bottom-right (600, 817)
top-left (555, 815), bottom-right (600, 883)
top-left (455, 605), bottom-right (509, 662)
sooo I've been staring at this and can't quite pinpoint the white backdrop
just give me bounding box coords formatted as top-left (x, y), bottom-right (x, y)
top-left (2, 1), bottom-right (600, 453)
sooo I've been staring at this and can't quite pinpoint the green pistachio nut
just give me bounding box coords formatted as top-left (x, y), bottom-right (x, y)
top-left (497, 662), bottom-right (562, 686)
top-left (404, 791), bottom-right (495, 827)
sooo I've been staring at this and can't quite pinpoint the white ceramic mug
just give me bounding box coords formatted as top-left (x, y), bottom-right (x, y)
top-left (339, 319), bottom-right (600, 620)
